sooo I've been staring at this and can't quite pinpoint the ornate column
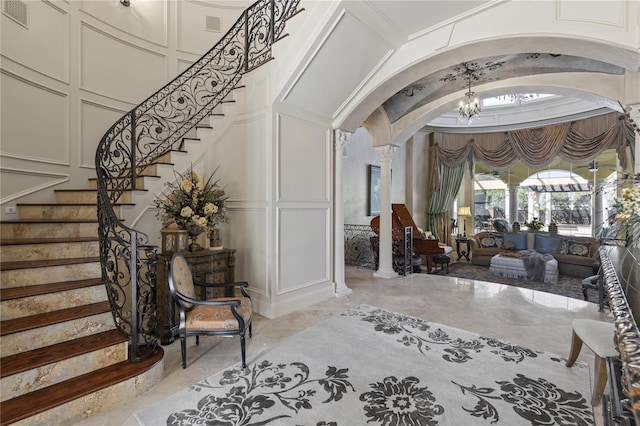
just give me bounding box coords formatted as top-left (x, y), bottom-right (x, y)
top-left (374, 144), bottom-right (398, 278)
top-left (593, 177), bottom-right (604, 236)
top-left (508, 184), bottom-right (519, 224)
top-left (333, 129), bottom-right (352, 297)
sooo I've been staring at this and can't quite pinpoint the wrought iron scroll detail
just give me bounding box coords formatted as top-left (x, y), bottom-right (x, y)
top-left (600, 247), bottom-right (640, 423)
top-left (95, 0), bottom-right (301, 362)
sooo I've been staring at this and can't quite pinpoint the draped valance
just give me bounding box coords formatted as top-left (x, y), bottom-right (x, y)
top-left (430, 112), bottom-right (634, 190)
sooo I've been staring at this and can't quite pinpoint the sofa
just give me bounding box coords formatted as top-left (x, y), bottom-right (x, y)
top-left (469, 231), bottom-right (600, 278)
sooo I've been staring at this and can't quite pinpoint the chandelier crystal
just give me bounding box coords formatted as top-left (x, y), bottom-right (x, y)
top-left (458, 76), bottom-right (481, 124)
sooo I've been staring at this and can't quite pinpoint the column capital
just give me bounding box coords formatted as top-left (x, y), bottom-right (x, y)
top-left (334, 129), bottom-right (351, 149)
top-left (374, 145), bottom-right (398, 163)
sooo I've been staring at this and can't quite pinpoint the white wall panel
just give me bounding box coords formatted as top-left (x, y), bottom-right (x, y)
top-left (557, 0), bottom-right (626, 27)
top-left (278, 207), bottom-right (329, 293)
top-left (80, 100), bottom-right (128, 168)
top-left (80, 0), bottom-right (168, 47)
top-left (1, 72), bottom-right (68, 164)
top-left (177, 59), bottom-right (194, 75)
top-left (282, 11), bottom-right (392, 119)
top-left (80, 24), bottom-right (167, 103)
top-left (213, 117), bottom-right (268, 202)
top-left (0, 168), bottom-right (68, 204)
top-left (177, 1), bottom-right (244, 55)
top-left (227, 207), bottom-right (268, 297)
top-left (0, 1), bottom-right (68, 83)
top-left (278, 114), bottom-right (329, 202)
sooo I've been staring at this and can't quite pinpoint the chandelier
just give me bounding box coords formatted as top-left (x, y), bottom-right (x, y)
top-left (458, 73), bottom-right (481, 124)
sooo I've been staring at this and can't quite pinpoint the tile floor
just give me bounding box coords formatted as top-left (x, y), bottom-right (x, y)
top-left (75, 266), bottom-right (610, 425)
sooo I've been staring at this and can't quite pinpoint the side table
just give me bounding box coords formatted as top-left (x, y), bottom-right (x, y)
top-left (456, 237), bottom-right (471, 261)
top-left (156, 248), bottom-right (236, 345)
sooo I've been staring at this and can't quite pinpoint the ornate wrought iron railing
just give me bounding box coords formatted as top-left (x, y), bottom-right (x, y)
top-left (95, 0), bottom-right (301, 361)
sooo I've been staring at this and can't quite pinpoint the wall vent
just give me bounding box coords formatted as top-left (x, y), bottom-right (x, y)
top-left (3, 0), bottom-right (29, 28)
top-left (205, 15), bottom-right (221, 33)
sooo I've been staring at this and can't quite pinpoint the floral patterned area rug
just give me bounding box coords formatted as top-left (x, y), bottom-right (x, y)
top-left (130, 305), bottom-right (594, 426)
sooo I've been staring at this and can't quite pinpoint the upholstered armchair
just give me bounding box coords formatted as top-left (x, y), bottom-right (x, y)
top-left (168, 252), bottom-right (253, 368)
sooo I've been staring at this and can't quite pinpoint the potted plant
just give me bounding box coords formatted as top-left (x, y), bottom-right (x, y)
top-left (524, 217), bottom-right (544, 231)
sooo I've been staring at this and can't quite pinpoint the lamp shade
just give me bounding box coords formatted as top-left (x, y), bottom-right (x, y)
top-left (457, 206), bottom-right (471, 217)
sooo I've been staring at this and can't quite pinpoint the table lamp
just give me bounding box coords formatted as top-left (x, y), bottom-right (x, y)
top-left (457, 206), bottom-right (471, 237)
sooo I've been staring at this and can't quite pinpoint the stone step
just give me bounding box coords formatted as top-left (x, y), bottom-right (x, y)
top-left (0, 257), bottom-right (101, 289)
top-left (54, 189), bottom-right (137, 204)
top-left (87, 176), bottom-right (149, 190)
top-left (0, 220), bottom-right (98, 239)
top-left (0, 301), bottom-right (114, 357)
top-left (0, 277), bottom-right (103, 301)
top-left (0, 348), bottom-right (163, 426)
top-left (0, 330), bottom-right (128, 401)
top-left (1, 279), bottom-right (106, 320)
top-left (0, 238), bottom-right (100, 262)
top-left (15, 203), bottom-right (111, 221)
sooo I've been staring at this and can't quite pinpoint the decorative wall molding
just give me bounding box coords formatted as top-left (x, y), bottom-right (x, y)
top-left (79, 0), bottom-right (170, 48)
top-left (276, 206), bottom-right (331, 295)
top-left (557, 0), bottom-right (627, 28)
top-left (0, 69), bottom-right (70, 165)
top-left (79, 98), bottom-right (129, 169)
top-left (79, 22), bottom-right (168, 104)
top-left (0, 167), bottom-right (69, 203)
top-left (1, 0), bottom-right (69, 84)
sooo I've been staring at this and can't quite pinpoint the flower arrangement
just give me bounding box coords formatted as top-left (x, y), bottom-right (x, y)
top-left (609, 179), bottom-right (640, 247)
top-left (154, 166), bottom-right (229, 235)
top-left (524, 217), bottom-right (544, 231)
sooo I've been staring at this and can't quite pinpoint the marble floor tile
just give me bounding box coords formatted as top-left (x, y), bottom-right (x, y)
top-left (73, 267), bottom-right (610, 425)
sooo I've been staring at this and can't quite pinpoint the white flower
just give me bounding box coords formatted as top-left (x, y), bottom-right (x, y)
top-left (180, 206), bottom-right (193, 218)
top-left (204, 202), bottom-right (218, 215)
top-left (180, 179), bottom-right (193, 192)
top-left (193, 215), bottom-right (208, 228)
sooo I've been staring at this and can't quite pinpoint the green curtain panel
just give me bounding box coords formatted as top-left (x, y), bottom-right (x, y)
top-left (427, 162), bottom-right (465, 243)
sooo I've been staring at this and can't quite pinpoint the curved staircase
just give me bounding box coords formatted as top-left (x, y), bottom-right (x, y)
top-left (0, 1), bottom-right (302, 423)
top-left (0, 205), bottom-right (164, 425)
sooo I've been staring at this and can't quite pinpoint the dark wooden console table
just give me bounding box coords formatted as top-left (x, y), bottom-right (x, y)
top-left (156, 248), bottom-right (236, 345)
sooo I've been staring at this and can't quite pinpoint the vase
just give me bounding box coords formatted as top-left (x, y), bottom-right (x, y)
top-left (187, 225), bottom-right (205, 252)
top-left (209, 227), bottom-right (223, 250)
top-left (512, 222), bottom-right (520, 232)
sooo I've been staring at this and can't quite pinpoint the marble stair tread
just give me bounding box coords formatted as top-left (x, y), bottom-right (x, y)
top-left (0, 236), bottom-right (98, 245)
top-left (0, 256), bottom-right (100, 271)
top-left (0, 301), bottom-right (110, 336)
top-left (0, 329), bottom-right (128, 378)
top-left (0, 348), bottom-right (164, 426)
top-left (16, 202), bottom-right (134, 207)
top-left (0, 278), bottom-right (103, 301)
top-left (0, 218), bottom-right (98, 223)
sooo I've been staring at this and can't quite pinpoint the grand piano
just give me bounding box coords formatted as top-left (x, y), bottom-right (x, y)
top-left (370, 203), bottom-right (443, 273)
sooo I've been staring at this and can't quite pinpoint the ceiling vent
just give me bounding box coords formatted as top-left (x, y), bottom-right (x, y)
top-left (205, 15), bottom-right (221, 33)
top-left (3, 0), bottom-right (29, 28)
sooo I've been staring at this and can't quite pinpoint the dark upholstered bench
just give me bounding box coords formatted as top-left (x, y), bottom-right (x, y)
top-left (432, 254), bottom-right (450, 274)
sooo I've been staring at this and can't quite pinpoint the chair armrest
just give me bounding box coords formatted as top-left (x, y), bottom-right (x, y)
top-left (176, 293), bottom-right (243, 307)
top-left (193, 280), bottom-right (249, 289)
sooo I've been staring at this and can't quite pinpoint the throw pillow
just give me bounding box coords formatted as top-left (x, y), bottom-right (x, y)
top-left (503, 232), bottom-right (527, 250)
top-left (479, 233), bottom-right (504, 249)
top-left (503, 241), bottom-right (516, 250)
top-left (567, 240), bottom-right (593, 257)
top-left (534, 234), bottom-right (564, 254)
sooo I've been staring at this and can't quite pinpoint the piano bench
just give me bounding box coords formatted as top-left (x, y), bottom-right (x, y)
top-left (432, 254), bottom-right (450, 274)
